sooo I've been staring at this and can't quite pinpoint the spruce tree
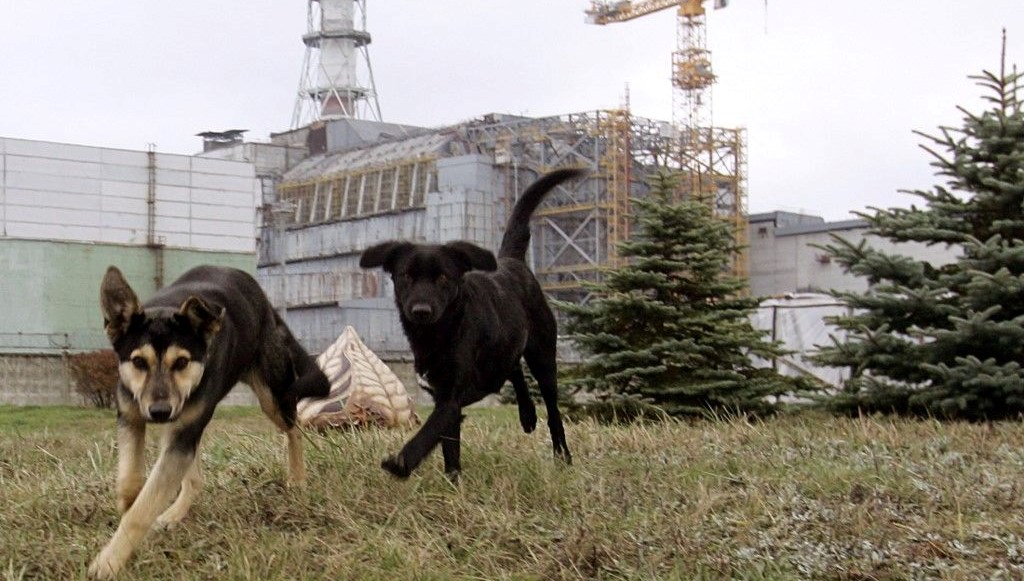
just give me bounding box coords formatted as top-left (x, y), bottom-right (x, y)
top-left (814, 50), bottom-right (1024, 419)
top-left (559, 171), bottom-right (800, 419)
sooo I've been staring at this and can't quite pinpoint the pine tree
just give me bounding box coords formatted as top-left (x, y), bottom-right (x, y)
top-left (814, 47), bottom-right (1024, 419)
top-left (559, 171), bottom-right (801, 419)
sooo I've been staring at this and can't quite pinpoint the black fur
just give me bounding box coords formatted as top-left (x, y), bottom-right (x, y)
top-left (360, 168), bottom-right (585, 479)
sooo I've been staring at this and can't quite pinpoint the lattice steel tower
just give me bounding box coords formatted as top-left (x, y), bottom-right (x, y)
top-left (292, 0), bottom-right (382, 127)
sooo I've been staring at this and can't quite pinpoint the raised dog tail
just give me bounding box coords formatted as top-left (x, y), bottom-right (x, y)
top-left (498, 168), bottom-right (587, 261)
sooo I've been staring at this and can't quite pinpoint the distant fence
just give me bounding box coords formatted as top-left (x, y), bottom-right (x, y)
top-left (0, 331), bottom-right (108, 355)
top-left (752, 294), bottom-right (852, 387)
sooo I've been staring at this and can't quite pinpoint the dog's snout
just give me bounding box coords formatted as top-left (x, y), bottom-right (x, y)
top-left (410, 303), bottom-right (434, 321)
top-left (148, 402), bottom-right (172, 422)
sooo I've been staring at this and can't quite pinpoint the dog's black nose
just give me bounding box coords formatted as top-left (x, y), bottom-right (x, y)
top-left (149, 402), bottom-right (172, 422)
top-left (410, 304), bottom-right (433, 321)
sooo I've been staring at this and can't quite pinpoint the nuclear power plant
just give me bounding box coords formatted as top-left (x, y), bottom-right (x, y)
top-left (5, 0), bottom-right (941, 403)
top-left (194, 0), bottom-right (748, 355)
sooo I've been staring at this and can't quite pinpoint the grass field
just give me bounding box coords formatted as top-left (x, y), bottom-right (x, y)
top-left (2, 405), bottom-right (1024, 580)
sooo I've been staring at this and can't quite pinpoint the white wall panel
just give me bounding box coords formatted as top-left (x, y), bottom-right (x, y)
top-left (190, 234), bottom-right (253, 253)
top-left (7, 205), bottom-right (102, 228)
top-left (154, 153), bottom-right (189, 171)
top-left (4, 139), bottom-right (102, 162)
top-left (98, 228), bottom-right (141, 245)
top-left (156, 201), bottom-right (190, 218)
top-left (190, 190), bottom-right (255, 208)
top-left (154, 216), bottom-right (191, 234)
top-left (5, 189), bottom-right (100, 211)
top-left (5, 171), bottom-right (100, 195)
top-left (155, 184), bottom-right (191, 203)
top-left (100, 148), bottom-right (148, 167)
top-left (7, 222), bottom-right (102, 241)
top-left (190, 218), bottom-right (254, 237)
top-left (101, 196), bottom-right (147, 215)
top-left (101, 164), bottom-right (149, 183)
top-left (191, 156), bottom-right (255, 178)
top-left (189, 173), bottom-right (254, 193)
top-left (1, 137), bottom-right (257, 253)
top-left (6, 155), bottom-right (102, 179)
top-left (154, 169), bottom-right (191, 187)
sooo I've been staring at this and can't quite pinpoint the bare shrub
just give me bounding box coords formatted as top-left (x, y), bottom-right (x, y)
top-left (67, 350), bottom-right (118, 408)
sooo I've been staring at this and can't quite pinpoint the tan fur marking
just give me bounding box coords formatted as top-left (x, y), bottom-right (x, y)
top-left (118, 345), bottom-right (155, 399)
top-left (165, 345), bottom-right (204, 402)
top-left (89, 437), bottom-right (195, 579)
top-left (116, 422), bottom-right (146, 514)
top-left (247, 375), bottom-right (289, 432)
top-left (156, 450), bottom-right (203, 529)
top-left (286, 428), bottom-right (306, 487)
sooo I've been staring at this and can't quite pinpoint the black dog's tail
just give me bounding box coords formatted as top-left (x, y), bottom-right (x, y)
top-left (498, 168), bottom-right (587, 261)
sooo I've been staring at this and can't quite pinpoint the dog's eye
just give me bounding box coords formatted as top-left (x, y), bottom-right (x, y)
top-left (171, 357), bottom-right (190, 371)
top-left (131, 356), bottom-right (148, 371)
top-left (437, 274), bottom-right (448, 285)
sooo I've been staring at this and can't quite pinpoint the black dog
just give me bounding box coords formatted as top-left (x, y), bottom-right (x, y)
top-left (360, 168), bottom-right (583, 479)
top-left (90, 266), bottom-right (328, 578)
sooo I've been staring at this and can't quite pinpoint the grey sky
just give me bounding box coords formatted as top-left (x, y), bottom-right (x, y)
top-left (1, 1), bottom-right (1021, 221)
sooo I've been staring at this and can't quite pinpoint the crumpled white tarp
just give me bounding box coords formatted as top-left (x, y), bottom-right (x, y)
top-left (298, 325), bottom-right (419, 429)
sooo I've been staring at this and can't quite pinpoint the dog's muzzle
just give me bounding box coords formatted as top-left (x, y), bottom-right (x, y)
top-left (148, 402), bottom-right (173, 422)
top-left (409, 303), bottom-right (434, 323)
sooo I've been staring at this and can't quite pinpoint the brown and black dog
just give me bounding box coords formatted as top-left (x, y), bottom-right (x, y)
top-left (360, 168), bottom-right (584, 479)
top-left (89, 265), bottom-right (328, 578)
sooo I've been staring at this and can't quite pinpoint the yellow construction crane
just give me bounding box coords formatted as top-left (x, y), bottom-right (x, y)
top-left (586, 0), bottom-right (720, 133)
top-left (585, 0), bottom-right (749, 281)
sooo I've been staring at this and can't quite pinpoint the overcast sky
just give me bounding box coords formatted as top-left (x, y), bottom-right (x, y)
top-left (0, 1), bottom-right (1021, 221)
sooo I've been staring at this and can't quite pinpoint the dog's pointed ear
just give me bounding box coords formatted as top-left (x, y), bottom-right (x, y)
top-left (100, 266), bottom-right (142, 342)
top-left (442, 241), bottom-right (498, 274)
top-left (178, 296), bottom-right (224, 339)
top-left (360, 241), bottom-right (414, 273)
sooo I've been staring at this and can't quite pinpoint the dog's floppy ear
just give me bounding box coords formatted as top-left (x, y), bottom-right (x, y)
top-left (360, 241), bottom-right (414, 273)
top-left (178, 296), bottom-right (224, 340)
top-left (442, 241), bottom-right (498, 274)
top-left (100, 266), bottom-right (142, 342)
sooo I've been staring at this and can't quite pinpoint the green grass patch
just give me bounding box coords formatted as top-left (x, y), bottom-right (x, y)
top-left (2, 405), bottom-right (1024, 579)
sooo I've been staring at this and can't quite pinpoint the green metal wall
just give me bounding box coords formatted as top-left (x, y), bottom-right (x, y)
top-left (0, 239), bottom-right (255, 353)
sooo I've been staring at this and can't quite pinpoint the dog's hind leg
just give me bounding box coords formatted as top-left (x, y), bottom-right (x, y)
top-left (156, 446), bottom-right (203, 530)
top-left (89, 416), bottom-right (208, 579)
top-left (524, 345), bottom-right (572, 465)
top-left (509, 365), bottom-right (537, 433)
top-left (249, 373), bottom-right (309, 487)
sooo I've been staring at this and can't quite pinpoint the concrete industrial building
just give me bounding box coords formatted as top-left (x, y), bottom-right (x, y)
top-left (254, 112), bottom-right (745, 358)
top-left (747, 211), bottom-right (960, 298)
top-left (0, 137), bottom-right (260, 404)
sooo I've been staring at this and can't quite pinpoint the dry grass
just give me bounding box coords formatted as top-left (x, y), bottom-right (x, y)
top-left (2, 405), bottom-right (1024, 580)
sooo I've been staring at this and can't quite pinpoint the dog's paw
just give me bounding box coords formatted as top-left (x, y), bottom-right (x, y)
top-left (445, 469), bottom-right (461, 485)
top-left (88, 550), bottom-right (123, 580)
top-left (519, 409), bottom-right (537, 433)
top-left (381, 455), bottom-right (411, 479)
top-left (555, 447), bottom-right (573, 466)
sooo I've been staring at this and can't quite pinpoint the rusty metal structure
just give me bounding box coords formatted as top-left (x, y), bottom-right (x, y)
top-left (272, 110), bottom-right (745, 307)
top-left (586, 0), bottom-right (748, 279)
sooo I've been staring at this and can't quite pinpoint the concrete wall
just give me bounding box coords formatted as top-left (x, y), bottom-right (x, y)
top-left (258, 154), bottom-right (501, 357)
top-left (0, 238), bottom-right (255, 354)
top-left (0, 137), bottom-right (258, 253)
top-left (748, 215), bottom-right (960, 297)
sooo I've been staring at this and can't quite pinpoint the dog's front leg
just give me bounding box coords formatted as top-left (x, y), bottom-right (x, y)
top-left (440, 414), bottom-right (465, 481)
top-left (89, 434), bottom-right (196, 579)
top-left (155, 447), bottom-right (203, 530)
top-left (383, 400), bottom-right (462, 479)
top-left (115, 415), bottom-right (146, 514)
